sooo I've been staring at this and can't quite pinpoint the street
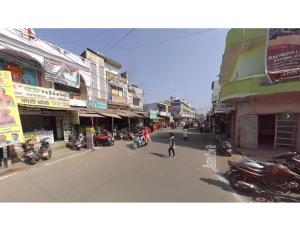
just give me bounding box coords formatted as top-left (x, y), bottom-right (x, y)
top-left (0, 129), bottom-right (247, 202)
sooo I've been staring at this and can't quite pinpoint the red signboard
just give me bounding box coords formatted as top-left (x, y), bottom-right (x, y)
top-left (266, 29), bottom-right (300, 83)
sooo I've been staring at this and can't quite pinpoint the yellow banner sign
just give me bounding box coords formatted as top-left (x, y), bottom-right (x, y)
top-left (0, 71), bottom-right (24, 148)
top-left (13, 83), bottom-right (70, 108)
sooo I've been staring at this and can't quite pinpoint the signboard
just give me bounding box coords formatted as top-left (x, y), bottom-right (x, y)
top-left (70, 99), bottom-right (87, 107)
top-left (71, 111), bottom-right (80, 125)
top-left (63, 130), bottom-right (71, 142)
top-left (13, 83), bottom-right (70, 108)
top-left (150, 110), bottom-right (158, 119)
top-left (214, 103), bottom-right (235, 113)
top-left (23, 130), bottom-right (54, 144)
top-left (86, 127), bottom-right (95, 149)
top-left (44, 57), bottom-right (80, 88)
top-left (87, 100), bottom-right (108, 110)
top-left (0, 71), bottom-right (24, 147)
top-left (266, 28), bottom-right (300, 83)
top-left (171, 99), bottom-right (181, 108)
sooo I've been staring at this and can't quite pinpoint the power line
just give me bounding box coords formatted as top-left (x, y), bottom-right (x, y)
top-left (107, 29), bottom-right (135, 51)
top-left (127, 29), bottom-right (215, 50)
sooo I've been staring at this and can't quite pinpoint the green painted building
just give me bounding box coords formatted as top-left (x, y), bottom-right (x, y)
top-left (219, 29), bottom-right (300, 151)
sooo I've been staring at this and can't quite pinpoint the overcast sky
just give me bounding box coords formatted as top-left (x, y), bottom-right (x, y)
top-left (35, 28), bottom-right (229, 113)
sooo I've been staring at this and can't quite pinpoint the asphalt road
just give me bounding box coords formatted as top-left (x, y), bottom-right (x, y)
top-left (0, 129), bottom-right (247, 202)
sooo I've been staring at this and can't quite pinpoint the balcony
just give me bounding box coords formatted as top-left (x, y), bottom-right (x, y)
top-left (221, 74), bottom-right (300, 102)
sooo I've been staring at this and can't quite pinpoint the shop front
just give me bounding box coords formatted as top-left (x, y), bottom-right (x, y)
top-left (234, 93), bottom-right (300, 151)
top-left (14, 83), bottom-right (72, 142)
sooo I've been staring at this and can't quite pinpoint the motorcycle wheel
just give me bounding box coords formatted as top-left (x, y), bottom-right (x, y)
top-left (133, 143), bottom-right (138, 150)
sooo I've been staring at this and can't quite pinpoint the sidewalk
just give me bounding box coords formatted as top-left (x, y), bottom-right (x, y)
top-left (0, 140), bottom-right (123, 177)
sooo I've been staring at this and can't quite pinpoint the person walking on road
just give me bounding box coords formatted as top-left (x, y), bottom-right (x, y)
top-left (168, 132), bottom-right (175, 158)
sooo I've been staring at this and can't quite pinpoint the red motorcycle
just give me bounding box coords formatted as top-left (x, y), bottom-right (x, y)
top-left (94, 130), bottom-right (114, 146)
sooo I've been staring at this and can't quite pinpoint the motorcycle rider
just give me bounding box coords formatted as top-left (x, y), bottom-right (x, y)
top-left (143, 127), bottom-right (151, 144)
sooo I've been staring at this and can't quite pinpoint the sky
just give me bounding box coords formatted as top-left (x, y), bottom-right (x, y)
top-left (35, 29), bottom-right (229, 114)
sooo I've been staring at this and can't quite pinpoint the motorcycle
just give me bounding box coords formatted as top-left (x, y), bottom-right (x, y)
top-left (66, 133), bottom-right (86, 150)
top-left (21, 139), bottom-right (39, 165)
top-left (271, 152), bottom-right (300, 175)
top-left (132, 134), bottom-right (147, 150)
top-left (94, 130), bottom-right (114, 146)
top-left (228, 159), bottom-right (300, 195)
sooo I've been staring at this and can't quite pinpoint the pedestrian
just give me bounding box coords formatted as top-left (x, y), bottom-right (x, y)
top-left (168, 132), bottom-right (175, 158)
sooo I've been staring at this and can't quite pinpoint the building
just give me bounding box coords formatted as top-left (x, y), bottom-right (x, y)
top-left (0, 28), bottom-right (92, 141)
top-left (144, 102), bottom-right (172, 124)
top-left (219, 28), bottom-right (300, 152)
top-left (170, 96), bottom-right (195, 123)
top-left (128, 84), bottom-right (144, 111)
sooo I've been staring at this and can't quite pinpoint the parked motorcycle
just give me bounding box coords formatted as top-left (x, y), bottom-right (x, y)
top-left (66, 133), bottom-right (86, 150)
top-left (94, 129), bottom-right (114, 146)
top-left (271, 152), bottom-right (300, 174)
top-left (132, 134), bottom-right (147, 150)
top-left (228, 159), bottom-right (300, 195)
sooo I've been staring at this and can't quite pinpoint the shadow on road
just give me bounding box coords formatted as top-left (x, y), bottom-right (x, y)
top-left (151, 130), bottom-right (214, 151)
top-left (199, 177), bottom-right (233, 193)
top-left (149, 152), bottom-right (168, 158)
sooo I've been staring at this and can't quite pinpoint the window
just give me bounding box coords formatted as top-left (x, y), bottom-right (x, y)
top-left (133, 98), bottom-right (140, 106)
top-left (111, 86), bottom-right (123, 97)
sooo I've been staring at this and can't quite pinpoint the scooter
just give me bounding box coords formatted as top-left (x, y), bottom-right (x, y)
top-left (215, 135), bottom-right (232, 156)
top-left (183, 129), bottom-right (188, 141)
top-left (36, 137), bottom-right (52, 160)
top-left (21, 140), bottom-right (39, 165)
top-left (132, 134), bottom-right (147, 150)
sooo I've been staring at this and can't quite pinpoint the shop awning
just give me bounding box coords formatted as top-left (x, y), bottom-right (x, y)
top-left (79, 113), bottom-right (104, 118)
top-left (130, 112), bottom-right (143, 118)
top-left (115, 111), bottom-right (134, 118)
top-left (99, 112), bottom-right (122, 119)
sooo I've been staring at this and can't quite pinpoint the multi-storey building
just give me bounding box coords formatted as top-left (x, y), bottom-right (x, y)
top-left (219, 28), bottom-right (300, 152)
top-left (170, 96), bottom-right (195, 122)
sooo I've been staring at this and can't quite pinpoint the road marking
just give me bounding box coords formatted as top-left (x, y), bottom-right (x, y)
top-left (0, 172), bottom-right (18, 181)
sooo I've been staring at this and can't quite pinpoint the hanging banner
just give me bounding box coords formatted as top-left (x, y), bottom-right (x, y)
top-left (266, 29), bottom-right (300, 83)
top-left (0, 71), bottom-right (24, 148)
top-left (44, 58), bottom-right (80, 88)
top-left (13, 83), bottom-right (70, 108)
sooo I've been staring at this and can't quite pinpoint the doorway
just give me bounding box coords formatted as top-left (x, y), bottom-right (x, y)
top-left (258, 114), bottom-right (276, 147)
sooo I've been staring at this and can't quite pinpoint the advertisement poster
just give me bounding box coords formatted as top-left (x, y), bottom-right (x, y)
top-left (13, 83), bottom-right (70, 108)
top-left (23, 130), bottom-right (54, 144)
top-left (0, 60), bottom-right (38, 86)
top-left (266, 28), bottom-right (300, 83)
top-left (44, 58), bottom-right (80, 88)
top-left (0, 71), bottom-right (24, 148)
